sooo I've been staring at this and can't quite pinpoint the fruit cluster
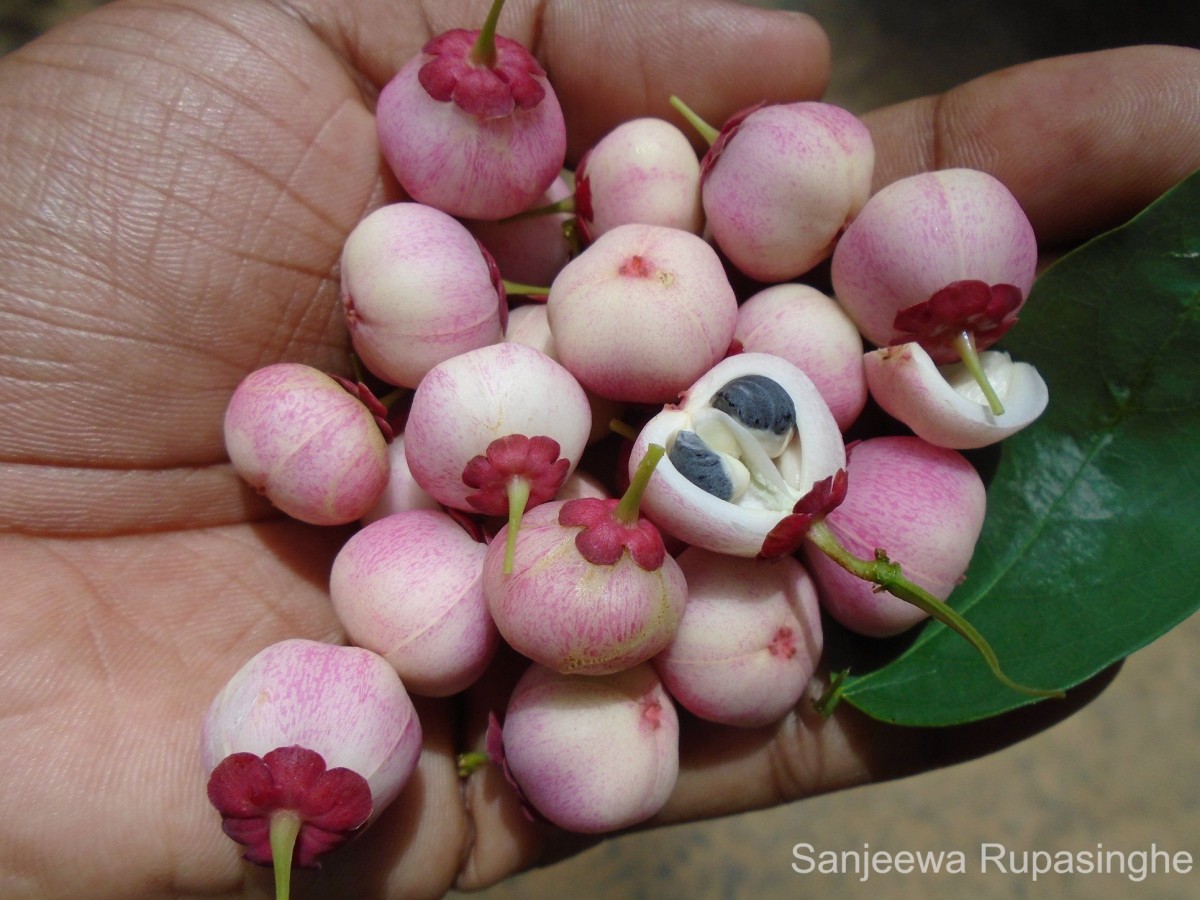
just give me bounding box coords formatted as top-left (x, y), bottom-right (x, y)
top-left (201, 0), bottom-right (1057, 890)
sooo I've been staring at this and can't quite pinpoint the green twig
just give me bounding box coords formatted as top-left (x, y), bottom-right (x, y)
top-left (806, 520), bottom-right (1064, 700)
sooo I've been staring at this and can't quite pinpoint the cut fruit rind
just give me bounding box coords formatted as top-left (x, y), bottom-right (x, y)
top-left (633, 353), bottom-right (844, 557)
top-left (864, 342), bottom-right (1049, 449)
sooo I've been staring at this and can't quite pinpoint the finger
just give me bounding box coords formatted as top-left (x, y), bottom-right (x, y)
top-left (289, 0), bottom-right (831, 157)
top-left (863, 45), bottom-right (1200, 247)
top-left (653, 665), bottom-right (1118, 826)
top-left (541, 0), bottom-right (831, 155)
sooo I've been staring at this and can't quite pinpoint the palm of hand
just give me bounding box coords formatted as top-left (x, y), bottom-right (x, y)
top-left (0, 4), bottom-right (489, 896)
top-left (0, 4), bottom-right (811, 896)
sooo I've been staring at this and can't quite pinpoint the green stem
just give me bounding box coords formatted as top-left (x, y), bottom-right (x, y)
top-left (377, 387), bottom-right (407, 410)
top-left (457, 750), bottom-right (491, 777)
top-left (952, 330), bottom-right (1005, 416)
top-left (668, 95), bottom-right (719, 146)
top-left (562, 218), bottom-right (582, 257)
top-left (615, 444), bottom-right (665, 524)
top-left (503, 477), bottom-right (531, 575)
top-left (470, 0), bottom-right (507, 67)
top-left (500, 196), bottom-right (576, 222)
top-left (813, 668), bottom-right (850, 718)
top-left (806, 520), bottom-right (1064, 700)
top-left (608, 418), bottom-right (638, 442)
top-left (501, 279), bottom-right (550, 297)
top-left (269, 810), bottom-right (302, 900)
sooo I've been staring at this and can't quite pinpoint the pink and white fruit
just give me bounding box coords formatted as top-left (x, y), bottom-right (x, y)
top-left (701, 101), bottom-right (873, 282)
top-left (733, 283), bottom-right (867, 431)
top-left (329, 509), bottom-right (497, 696)
top-left (865, 342), bottom-right (1049, 449)
top-left (360, 433), bottom-right (440, 525)
top-left (483, 497), bottom-right (687, 675)
top-left (633, 353), bottom-right (845, 557)
top-left (500, 662), bottom-right (678, 833)
top-left (466, 174), bottom-right (575, 286)
top-left (223, 363), bottom-right (389, 526)
top-left (802, 436), bottom-right (986, 637)
top-left (547, 223), bottom-right (738, 403)
top-left (341, 202), bottom-right (505, 388)
top-left (503, 302), bottom-right (556, 357)
top-left (404, 341), bottom-right (591, 512)
top-left (830, 168), bottom-right (1037, 353)
top-left (504, 302), bottom-right (623, 444)
top-left (201, 639), bottom-right (422, 868)
top-left (375, 18), bottom-right (565, 219)
top-left (557, 468), bottom-right (610, 501)
top-left (574, 117), bottom-right (703, 242)
top-left (655, 549), bottom-right (822, 728)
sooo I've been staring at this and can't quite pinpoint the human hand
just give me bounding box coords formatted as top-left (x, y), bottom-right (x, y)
top-left (0, 2), bottom-right (828, 898)
top-left (1, 2), bottom-right (1197, 898)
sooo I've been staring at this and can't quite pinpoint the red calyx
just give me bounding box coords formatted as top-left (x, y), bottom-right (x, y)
top-left (331, 375), bottom-right (395, 443)
top-left (418, 29), bottom-right (546, 119)
top-left (618, 255), bottom-right (655, 278)
top-left (768, 626), bottom-right (797, 659)
top-left (558, 497), bottom-right (666, 570)
top-left (485, 712), bottom-right (540, 824)
top-left (206, 746), bottom-right (373, 869)
top-left (462, 434), bottom-right (569, 515)
top-left (891, 280), bottom-right (1024, 364)
top-left (699, 100), bottom-right (765, 183)
top-left (758, 469), bottom-right (849, 559)
top-left (573, 150), bottom-right (595, 243)
top-left (474, 237), bottom-right (509, 331)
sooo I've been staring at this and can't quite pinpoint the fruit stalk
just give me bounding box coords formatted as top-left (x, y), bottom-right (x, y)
top-left (668, 95), bottom-right (719, 145)
top-left (470, 0), bottom-right (507, 68)
top-left (269, 811), bottom-right (301, 900)
top-left (616, 443), bottom-right (665, 524)
top-left (805, 519), bottom-right (1064, 701)
top-left (504, 476), bottom-right (532, 574)
top-left (952, 330), bottom-right (1006, 415)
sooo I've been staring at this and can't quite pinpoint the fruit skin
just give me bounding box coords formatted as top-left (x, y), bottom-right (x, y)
top-left (830, 168), bottom-right (1037, 351)
top-left (733, 283), bottom-right (867, 431)
top-left (375, 35), bottom-right (566, 220)
top-left (547, 223), bottom-right (738, 403)
top-left (702, 101), bottom-right (874, 282)
top-left (200, 639), bottom-right (422, 826)
top-left (504, 302), bottom-right (625, 444)
top-left (329, 509), bottom-right (497, 697)
top-left (223, 363), bottom-right (389, 525)
top-left (340, 202), bottom-right (506, 389)
top-left (864, 342), bottom-right (1049, 449)
top-left (360, 434), bottom-right (441, 525)
top-left (574, 117), bottom-right (703, 242)
top-left (802, 436), bottom-right (986, 637)
top-left (500, 662), bottom-right (679, 833)
top-left (655, 548), bottom-right (823, 728)
top-left (403, 341), bottom-right (592, 512)
top-left (482, 500), bottom-right (687, 676)
top-left (466, 174), bottom-right (575, 286)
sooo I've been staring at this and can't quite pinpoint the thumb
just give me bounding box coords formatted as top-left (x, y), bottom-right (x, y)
top-left (288, 0), bottom-right (831, 156)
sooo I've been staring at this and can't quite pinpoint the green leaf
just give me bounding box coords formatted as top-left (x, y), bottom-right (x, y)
top-left (837, 168), bottom-right (1200, 726)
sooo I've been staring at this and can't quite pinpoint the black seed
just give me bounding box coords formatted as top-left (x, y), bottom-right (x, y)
top-left (710, 374), bottom-right (795, 435)
top-left (668, 431), bottom-right (734, 501)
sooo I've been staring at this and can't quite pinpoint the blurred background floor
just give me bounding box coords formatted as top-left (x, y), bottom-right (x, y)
top-left (4, 2), bottom-right (1198, 898)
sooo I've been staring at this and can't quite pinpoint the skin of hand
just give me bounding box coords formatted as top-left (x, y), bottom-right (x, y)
top-left (0, 0), bottom-right (1196, 897)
